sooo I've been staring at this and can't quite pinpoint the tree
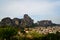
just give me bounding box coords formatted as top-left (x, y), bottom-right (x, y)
top-left (45, 33), bottom-right (57, 40)
top-left (0, 27), bottom-right (17, 40)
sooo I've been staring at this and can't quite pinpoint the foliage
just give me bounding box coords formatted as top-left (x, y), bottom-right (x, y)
top-left (0, 26), bottom-right (60, 40)
top-left (0, 27), bottom-right (17, 40)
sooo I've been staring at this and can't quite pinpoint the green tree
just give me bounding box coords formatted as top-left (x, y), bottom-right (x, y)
top-left (45, 33), bottom-right (57, 40)
top-left (0, 27), bottom-right (17, 40)
top-left (56, 31), bottom-right (60, 40)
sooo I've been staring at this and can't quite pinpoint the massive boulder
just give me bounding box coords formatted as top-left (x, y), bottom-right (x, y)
top-left (37, 20), bottom-right (53, 27)
top-left (0, 14), bottom-right (60, 28)
top-left (20, 14), bottom-right (34, 27)
top-left (12, 18), bottom-right (21, 26)
top-left (0, 14), bottom-right (34, 28)
top-left (1, 17), bottom-right (13, 26)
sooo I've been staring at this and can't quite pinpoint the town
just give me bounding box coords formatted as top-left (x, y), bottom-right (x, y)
top-left (24, 26), bottom-right (60, 35)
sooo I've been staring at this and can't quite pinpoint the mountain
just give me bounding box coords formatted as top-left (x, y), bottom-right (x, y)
top-left (0, 14), bottom-right (34, 28)
top-left (0, 14), bottom-right (60, 28)
top-left (36, 20), bottom-right (59, 27)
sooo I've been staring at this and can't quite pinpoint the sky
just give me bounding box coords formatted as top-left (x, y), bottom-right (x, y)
top-left (0, 0), bottom-right (60, 24)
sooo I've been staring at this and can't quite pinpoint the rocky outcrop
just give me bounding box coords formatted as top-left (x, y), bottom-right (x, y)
top-left (1, 17), bottom-right (13, 26)
top-left (0, 14), bottom-right (34, 28)
top-left (0, 14), bottom-right (60, 28)
top-left (20, 14), bottom-right (34, 27)
top-left (37, 20), bottom-right (53, 27)
top-left (12, 18), bottom-right (21, 26)
top-left (0, 22), bottom-right (1, 26)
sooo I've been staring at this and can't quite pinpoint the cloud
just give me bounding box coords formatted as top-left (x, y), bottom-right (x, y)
top-left (0, 0), bottom-right (60, 23)
top-left (0, 1), bottom-right (55, 14)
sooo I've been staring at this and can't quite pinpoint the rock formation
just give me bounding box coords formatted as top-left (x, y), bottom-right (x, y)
top-left (0, 14), bottom-right (34, 28)
top-left (1, 17), bottom-right (13, 26)
top-left (37, 20), bottom-right (53, 27)
top-left (20, 14), bottom-right (34, 27)
top-left (12, 18), bottom-right (21, 27)
top-left (0, 22), bottom-right (1, 26)
top-left (0, 14), bottom-right (60, 28)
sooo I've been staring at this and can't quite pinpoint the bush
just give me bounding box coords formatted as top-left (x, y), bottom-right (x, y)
top-left (0, 27), bottom-right (17, 40)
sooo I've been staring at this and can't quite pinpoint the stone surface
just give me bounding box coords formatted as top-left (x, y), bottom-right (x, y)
top-left (0, 14), bottom-right (60, 28)
top-left (37, 20), bottom-right (53, 27)
top-left (1, 17), bottom-right (13, 26)
top-left (20, 14), bottom-right (34, 27)
top-left (12, 18), bottom-right (21, 26)
top-left (0, 22), bottom-right (1, 26)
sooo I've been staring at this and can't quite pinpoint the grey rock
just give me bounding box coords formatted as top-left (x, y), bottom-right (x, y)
top-left (12, 18), bottom-right (21, 26)
top-left (0, 22), bottom-right (1, 26)
top-left (1, 17), bottom-right (13, 26)
top-left (20, 14), bottom-right (34, 27)
top-left (37, 20), bottom-right (53, 27)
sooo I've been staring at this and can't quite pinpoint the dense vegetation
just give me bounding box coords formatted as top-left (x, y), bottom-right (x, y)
top-left (0, 26), bottom-right (17, 40)
top-left (0, 26), bottom-right (60, 40)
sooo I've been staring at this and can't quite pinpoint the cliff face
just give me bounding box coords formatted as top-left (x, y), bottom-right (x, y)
top-left (0, 14), bottom-right (34, 28)
top-left (36, 20), bottom-right (59, 27)
top-left (23, 14), bottom-right (33, 27)
top-left (20, 14), bottom-right (34, 28)
top-left (0, 17), bottom-right (13, 26)
top-left (0, 14), bottom-right (60, 28)
top-left (37, 20), bottom-right (52, 26)
top-left (12, 18), bottom-right (22, 27)
top-left (0, 22), bottom-right (1, 26)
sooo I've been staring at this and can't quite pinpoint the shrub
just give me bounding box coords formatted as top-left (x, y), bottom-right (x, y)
top-left (0, 27), bottom-right (17, 40)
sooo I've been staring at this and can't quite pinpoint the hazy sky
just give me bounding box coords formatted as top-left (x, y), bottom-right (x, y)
top-left (0, 0), bottom-right (60, 24)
